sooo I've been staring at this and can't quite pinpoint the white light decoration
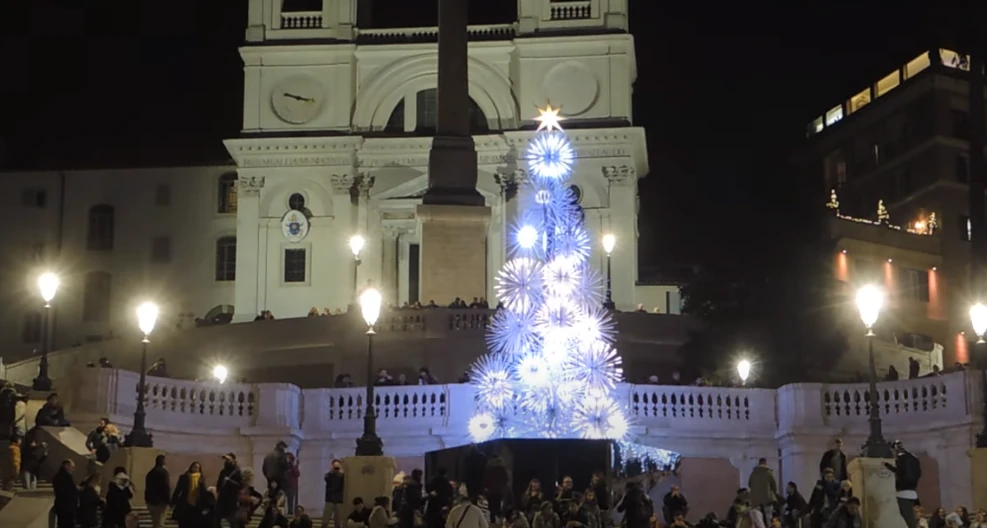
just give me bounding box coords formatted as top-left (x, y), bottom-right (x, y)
top-left (526, 132), bottom-right (575, 180)
top-left (602, 234), bottom-right (616, 255)
top-left (349, 235), bottom-right (366, 257)
top-left (856, 284), bottom-right (884, 334)
top-left (213, 365), bottom-right (229, 384)
top-left (517, 225), bottom-right (539, 249)
top-left (38, 272), bottom-right (59, 304)
top-left (533, 103), bottom-right (566, 132)
top-left (359, 287), bottom-right (382, 327)
top-left (469, 105), bottom-right (680, 470)
top-left (136, 302), bottom-right (159, 337)
top-left (972, 303), bottom-right (987, 343)
top-left (737, 359), bottom-right (751, 384)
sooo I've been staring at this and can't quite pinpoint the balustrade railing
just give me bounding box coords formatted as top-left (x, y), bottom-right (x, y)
top-left (66, 369), bottom-right (978, 437)
top-left (281, 12), bottom-right (323, 29)
top-left (549, 1), bottom-right (593, 20)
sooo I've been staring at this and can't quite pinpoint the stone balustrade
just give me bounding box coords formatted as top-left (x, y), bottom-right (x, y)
top-left (65, 368), bottom-right (979, 439)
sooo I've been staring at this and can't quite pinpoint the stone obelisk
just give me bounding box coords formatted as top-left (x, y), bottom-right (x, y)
top-left (416, 0), bottom-right (491, 304)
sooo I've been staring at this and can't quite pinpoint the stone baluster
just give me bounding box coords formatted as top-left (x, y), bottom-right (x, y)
top-left (251, 383), bottom-right (302, 430)
top-left (301, 388), bottom-right (331, 433)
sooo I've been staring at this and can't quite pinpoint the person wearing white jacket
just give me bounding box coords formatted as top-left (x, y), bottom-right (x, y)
top-left (447, 498), bottom-right (490, 528)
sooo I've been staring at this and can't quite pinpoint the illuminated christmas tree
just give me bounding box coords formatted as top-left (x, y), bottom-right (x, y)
top-left (468, 105), bottom-right (676, 469)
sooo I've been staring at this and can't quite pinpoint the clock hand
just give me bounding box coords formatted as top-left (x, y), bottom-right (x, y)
top-left (283, 92), bottom-right (305, 101)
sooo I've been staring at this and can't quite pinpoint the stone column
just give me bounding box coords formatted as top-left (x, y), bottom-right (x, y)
top-left (848, 458), bottom-right (906, 528)
top-left (356, 175), bottom-right (376, 294)
top-left (381, 227), bottom-right (400, 304)
top-left (604, 166), bottom-right (638, 311)
top-left (233, 176), bottom-right (266, 322)
top-left (331, 174), bottom-right (356, 309)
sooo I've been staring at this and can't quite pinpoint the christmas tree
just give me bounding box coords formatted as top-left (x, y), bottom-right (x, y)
top-left (468, 105), bottom-right (676, 469)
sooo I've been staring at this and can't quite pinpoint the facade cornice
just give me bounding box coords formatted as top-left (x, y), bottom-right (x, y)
top-left (224, 128), bottom-right (648, 177)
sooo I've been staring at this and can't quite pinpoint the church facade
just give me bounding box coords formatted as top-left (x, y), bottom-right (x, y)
top-left (0, 0), bottom-right (664, 358)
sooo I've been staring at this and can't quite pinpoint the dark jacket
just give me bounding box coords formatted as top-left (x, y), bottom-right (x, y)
top-left (34, 403), bottom-right (69, 427)
top-left (617, 487), bottom-right (652, 528)
top-left (263, 449), bottom-right (289, 482)
top-left (349, 507), bottom-right (371, 526)
top-left (217, 464), bottom-right (244, 517)
top-left (105, 477), bottom-right (135, 527)
top-left (325, 470), bottom-right (345, 503)
top-left (562, 508), bottom-right (590, 528)
top-left (20, 439), bottom-right (47, 474)
top-left (819, 450), bottom-right (848, 481)
top-left (663, 492), bottom-right (689, 521)
top-left (808, 480), bottom-right (841, 516)
top-left (52, 467), bottom-right (78, 512)
top-left (593, 482), bottom-right (611, 510)
top-left (748, 466), bottom-right (779, 507)
top-left (171, 471), bottom-right (208, 522)
top-left (77, 484), bottom-right (103, 528)
top-left (825, 504), bottom-right (861, 528)
top-left (426, 475), bottom-right (454, 519)
top-left (885, 452), bottom-right (921, 492)
top-left (85, 427), bottom-right (105, 452)
top-left (145, 465), bottom-right (172, 506)
top-left (291, 514), bottom-right (315, 528)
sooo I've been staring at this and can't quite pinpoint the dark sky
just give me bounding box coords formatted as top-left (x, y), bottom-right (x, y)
top-left (0, 2), bottom-right (931, 272)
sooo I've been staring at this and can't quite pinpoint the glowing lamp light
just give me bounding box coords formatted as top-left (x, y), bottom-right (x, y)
top-left (359, 287), bottom-right (382, 328)
top-left (469, 413), bottom-right (496, 443)
top-left (855, 284), bottom-right (884, 335)
top-left (38, 272), bottom-right (59, 304)
top-left (841, 249), bottom-right (847, 254)
top-left (737, 360), bottom-right (751, 383)
top-left (602, 234), bottom-right (616, 255)
top-left (213, 365), bottom-right (229, 384)
top-left (349, 235), bottom-right (365, 257)
top-left (136, 302), bottom-right (159, 337)
top-left (971, 303), bottom-right (987, 343)
top-left (517, 225), bottom-right (539, 249)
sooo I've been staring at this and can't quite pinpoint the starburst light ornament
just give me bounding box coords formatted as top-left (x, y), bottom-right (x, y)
top-left (533, 103), bottom-right (566, 132)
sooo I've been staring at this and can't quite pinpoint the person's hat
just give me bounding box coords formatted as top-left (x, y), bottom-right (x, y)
top-left (276, 440), bottom-right (288, 449)
top-left (222, 453), bottom-right (236, 461)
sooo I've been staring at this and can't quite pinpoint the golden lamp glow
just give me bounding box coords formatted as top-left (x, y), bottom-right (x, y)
top-left (602, 234), bottom-right (616, 255)
top-left (534, 104), bottom-right (566, 132)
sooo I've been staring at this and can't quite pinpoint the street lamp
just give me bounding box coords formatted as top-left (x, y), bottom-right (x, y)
top-left (32, 272), bottom-right (59, 391)
top-left (213, 365), bottom-right (229, 385)
top-left (855, 285), bottom-right (892, 458)
top-left (349, 235), bottom-right (366, 304)
top-left (355, 287), bottom-right (383, 456)
top-left (127, 301), bottom-right (158, 448)
top-left (970, 303), bottom-right (987, 447)
top-left (602, 234), bottom-right (616, 310)
top-left (737, 359), bottom-right (751, 386)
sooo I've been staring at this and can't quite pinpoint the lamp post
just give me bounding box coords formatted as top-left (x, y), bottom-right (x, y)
top-left (350, 235), bottom-right (366, 304)
top-left (355, 287), bottom-right (383, 456)
top-left (602, 234), bottom-right (616, 310)
top-left (213, 365), bottom-right (229, 385)
top-left (856, 285), bottom-right (893, 458)
top-left (971, 303), bottom-right (987, 447)
top-left (33, 272), bottom-right (59, 391)
top-left (737, 359), bottom-right (751, 386)
top-left (127, 301), bottom-right (158, 448)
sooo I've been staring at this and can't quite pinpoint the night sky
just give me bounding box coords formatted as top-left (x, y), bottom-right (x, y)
top-left (0, 2), bottom-right (931, 275)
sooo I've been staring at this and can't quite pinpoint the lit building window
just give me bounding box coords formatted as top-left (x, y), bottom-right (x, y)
top-left (941, 49), bottom-right (970, 70)
top-left (825, 105), bottom-right (843, 127)
top-left (218, 173), bottom-right (238, 214)
top-left (849, 89), bottom-right (871, 113)
top-left (810, 116), bottom-right (824, 135)
top-left (876, 71), bottom-right (900, 97)
top-left (902, 268), bottom-right (930, 302)
top-left (905, 53), bottom-right (930, 78)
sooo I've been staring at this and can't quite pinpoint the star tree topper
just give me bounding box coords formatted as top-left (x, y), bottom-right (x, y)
top-left (534, 103), bottom-right (566, 132)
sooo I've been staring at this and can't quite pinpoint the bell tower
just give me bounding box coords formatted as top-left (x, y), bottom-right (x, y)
top-left (517, 0), bottom-right (628, 34)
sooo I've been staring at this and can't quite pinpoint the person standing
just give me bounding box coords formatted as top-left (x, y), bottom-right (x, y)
top-left (217, 453), bottom-right (245, 528)
top-left (323, 459), bottom-right (346, 528)
top-left (20, 430), bottom-right (46, 490)
top-left (448, 496), bottom-right (490, 528)
top-left (285, 453), bottom-right (301, 513)
top-left (818, 440), bottom-right (848, 482)
top-left (590, 473), bottom-right (611, 528)
top-left (53, 459), bottom-right (78, 528)
top-left (749, 458), bottom-right (779, 520)
top-left (886, 440), bottom-right (922, 528)
top-left (171, 462), bottom-right (208, 528)
top-left (105, 466), bottom-right (136, 528)
top-left (78, 473), bottom-right (105, 528)
top-left (427, 468), bottom-right (455, 528)
top-left (145, 454), bottom-right (172, 528)
top-left (263, 441), bottom-right (290, 490)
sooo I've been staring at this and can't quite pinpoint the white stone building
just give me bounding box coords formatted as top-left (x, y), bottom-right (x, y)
top-left (0, 0), bottom-right (673, 360)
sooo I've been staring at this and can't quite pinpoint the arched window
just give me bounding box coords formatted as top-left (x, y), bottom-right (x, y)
top-left (216, 236), bottom-right (237, 281)
top-left (412, 89), bottom-right (489, 134)
top-left (385, 99), bottom-right (406, 133)
top-left (87, 205), bottom-right (115, 251)
top-left (218, 173), bottom-right (238, 214)
top-left (82, 271), bottom-right (112, 322)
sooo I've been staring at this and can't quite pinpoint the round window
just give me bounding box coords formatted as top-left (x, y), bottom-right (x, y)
top-left (288, 193), bottom-right (306, 211)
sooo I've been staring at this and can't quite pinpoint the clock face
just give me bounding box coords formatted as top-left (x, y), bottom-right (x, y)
top-left (271, 76), bottom-right (324, 125)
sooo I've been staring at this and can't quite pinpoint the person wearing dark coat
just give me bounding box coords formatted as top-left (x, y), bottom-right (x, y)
top-left (145, 454), bottom-right (172, 528)
top-left (818, 439), bottom-right (848, 482)
top-left (322, 459), bottom-right (345, 528)
top-left (617, 483), bottom-right (653, 528)
top-left (263, 441), bottom-right (290, 489)
top-left (35, 393), bottom-right (70, 427)
top-left (782, 482), bottom-right (807, 528)
top-left (886, 441), bottom-right (922, 528)
top-left (53, 460), bottom-right (79, 528)
top-left (426, 468), bottom-right (455, 528)
top-left (20, 428), bottom-right (47, 490)
top-left (171, 462), bottom-right (208, 528)
top-left (399, 470), bottom-right (424, 528)
top-left (104, 467), bottom-right (135, 528)
top-left (78, 473), bottom-right (105, 528)
top-left (663, 486), bottom-right (689, 525)
top-left (217, 453), bottom-right (245, 526)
